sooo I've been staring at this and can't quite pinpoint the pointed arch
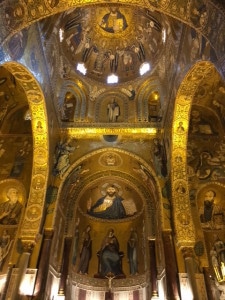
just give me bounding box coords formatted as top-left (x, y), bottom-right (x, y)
top-left (96, 92), bottom-right (129, 123)
top-left (137, 77), bottom-right (164, 122)
top-left (171, 61), bottom-right (220, 247)
top-left (59, 80), bottom-right (88, 122)
top-left (54, 147), bottom-right (162, 237)
top-left (2, 62), bottom-right (49, 242)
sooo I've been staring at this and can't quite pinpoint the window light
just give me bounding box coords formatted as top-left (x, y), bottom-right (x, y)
top-left (139, 62), bottom-right (150, 75)
top-left (77, 63), bottom-right (87, 75)
top-left (107, 74), bottom-right (118, 84)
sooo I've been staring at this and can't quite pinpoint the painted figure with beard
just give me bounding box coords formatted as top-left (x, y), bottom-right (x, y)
top-left (200, 190), bottom-right (215, 224)
top-left (99, 228), bottom-right (123, 277)
top-left (0, 187), bottom-right (23, 225)
top-left (87, 184), bottom-right (126, 219)
top-left (100, 7), bottom-right (128, 33)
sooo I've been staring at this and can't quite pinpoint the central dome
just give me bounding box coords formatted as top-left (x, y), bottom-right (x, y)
top-left (59, 5), bottom-right (165, 84)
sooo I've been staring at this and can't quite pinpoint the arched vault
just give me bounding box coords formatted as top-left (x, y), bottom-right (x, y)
top-left (171, 61), bottom-right (220, 247)
top-left (2, 62), bottom-right (49, 243)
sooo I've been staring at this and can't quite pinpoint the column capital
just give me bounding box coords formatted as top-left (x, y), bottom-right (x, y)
top-left (43, 229), bottom-right (54, 239)
top-left (19, 239), bottom-right (35, 254)
top-left (181, 247), bottom-right (194, 259)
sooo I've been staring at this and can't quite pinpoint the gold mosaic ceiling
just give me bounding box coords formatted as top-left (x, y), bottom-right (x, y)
top-left (39, 5), bottom-right (172, 84)
top-left (1, 0), bottom-right (225, 131)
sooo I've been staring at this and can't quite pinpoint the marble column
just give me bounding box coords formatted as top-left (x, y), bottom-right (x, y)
top-left (182, 247), bottom-right (199, 300)
top-left (33, 229), bottom-right (54, 298)
top-left (58, 237), bottom-right (72, 296)
top-left (149, 239), bottom-right (158, 298)
top-left (162, 231), bottom-right (181, 300)
top-left (10, 252), bottom-right (30, 300)
top-left (203, 267), bottom-right (214, 300)
top-left (9, 241), bottom-right (34, 300)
